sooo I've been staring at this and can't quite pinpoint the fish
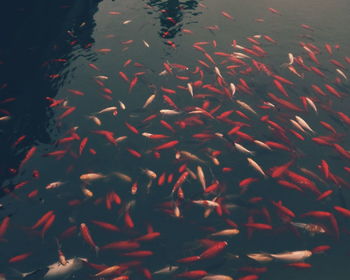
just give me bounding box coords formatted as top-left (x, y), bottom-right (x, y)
top-left (295, 116), bottom-right (315, 133)
top-left (269, 250), bottom-right (312, 262)
top-left (202, 276), bottom-right (233, 280)
top-left (210, 229), bottom-right (239, 237)
top-left (153, 265), bottom-right (179, 275)
top-left (45, 181), bottom-right (65, 190)
top-left (247, 158), bottom-right (267, 178)
top-left (234, 143), bottom-right (255, 155)
top-left (80, 173), bottom-right (106, 182)
top-left (246, 253), bottom-right (273, 263)
top-left (9, 257), bottom-right (87, 280)
top-left (290, 222), bottom-right (326, 235)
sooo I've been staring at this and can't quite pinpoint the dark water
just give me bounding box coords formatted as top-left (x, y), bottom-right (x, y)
top-left (1, 0), bottom-right (350, 279)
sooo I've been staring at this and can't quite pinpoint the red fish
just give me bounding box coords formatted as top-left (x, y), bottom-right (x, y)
top-left (57, 107), bottom-right (76, 120)
top-left (19, 146), bottom-right (37, 169)
top-left (31, 211), bottom-right (54, 230)
top-left (119, 71), bottom-right (129, 83)
top-left (176, 256), bottom-right (201, 263)
top-left (268, 93), bottom-right (303, 111)
top-left (221, 11), bottom-right (234, 20)
top-left (41, 214), bottom-right (56, 238)
top-left (154, 140), bottom-right (179, 151)
top-left (80, 223), bottom-right (99, 253)
top-left (176, 270), bottom-right (208, 279)
top-left (245, 223), bottom-right (272, 230)
top-left (79, 137), bottom-right (88, 155)
top-left (8, 252), bottom-right (32, 263)
top-left (101, 241), bottom-right (140, 250)
top-left (68, 89), bottom-right (85, 96)
top-left (287, 262), bottom-right (312, 268)
top-left (129, 76), bottom-right (138, 92)
top-left (0, 217), bottom-right (10, 238)
top-left (91, 220), bottom-right (120, 232)
top-left (333, 206), bottom-right (350, 217)
top-left (200, 241), bottom-right (228, 259)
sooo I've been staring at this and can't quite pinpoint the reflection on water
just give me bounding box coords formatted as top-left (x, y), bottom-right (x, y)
top-left (146, 0), bottom-right (200, 39)
top-left (0, 0), bottom-right (101, 191)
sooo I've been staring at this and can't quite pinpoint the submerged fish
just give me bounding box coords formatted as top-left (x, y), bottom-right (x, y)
top-left (9, 257), bottom-right (87, 280)
top-left (269, 250), bottom-right (312, 262)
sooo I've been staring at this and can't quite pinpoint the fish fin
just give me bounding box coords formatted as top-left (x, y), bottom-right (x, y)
top-left (23, 268), bottom-right (49, 280)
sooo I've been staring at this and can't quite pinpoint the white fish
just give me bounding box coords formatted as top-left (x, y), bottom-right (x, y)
top-left (305, 97), bottom-right (317, 113)
top-left (233, 44), bottom-right (245, 49)
top-left (295, 116), bottom-right (315, 133)
top-left (122, 20), bottom-right (132, 24)
top-left (336, 68), bottom-right (347, 80)
top-left (233, 52), bottom-right (250, 59)
top-left (118, 100), bottom-right (126, 110)
top-left (96, 106), bottom-right (117, 114)
top-left (247, 158), bottom-right (267, 178)
top-left (45, 181), bottom-right (65, 190)
top-left (0, 116), bottom-right (10, 121)
top-left (288, 53), bottom-right (294, 65)
top-left (159, 109), bottom-right (181, 115)
top-left (254, 140), bottom-right (272, 150)
top-left (269, 250), bottom-right (312, 262)
top-left (95, 75), bottom-right (109, 80)
top-left (210, 229), bottom-right (239, 236)
top-left (214, 132), bottom-right (224, 138)
top-left (174, 204), bottom-right (181, 218)
top-left (143, 40), bottom-right (150, 48)
top-left (179, 151), bottom-right (205, 163)
top-left (288, 65), bottom-right (304, 78)
top-left (187, 83), bottom-right (194, 97)
top-left (214, 66), bottom-right (223, 78)
top-left (234, 143), bottom-right (255, 155)
top-left (88, 115), bottom-right (102, 126)
top-left (143, 94), bottom-right (156, 108)
top-left (303, 46), bottom-right (313, 53)
top-left (210, 156), bottom-right (220, 166)
top-left (290, 222), bottom-right (326, 235)
top-left (247, 253), bottom-right (273, 263)
top-left (229, 83), bottom-right (236, 97)
top-left (290, 119), bottom-right (306, 133)
top-left (236, 100), bottom-right (258, 115)
top-left (263, 101), bottom-right (275, 108)
top-left (142, 132), bottom-right (154, 138)
top-left (12, 257), bottom-right (87, 280)
top-left (80, 173), bottom-right (106, 182)
top-left (142, 168), bottom-right (157, 179)
top-left (192, 200), bottom-right (219, 208)
top-left (202, 275), bottom-right (233, 280)
top-left (159, 70), bottom-right (168, 76)
top-left (153, 266), bottom-right (179, 275)
top-left (115, 136), bottom-right (128, 143)
top-left (197, 166), bottom-right (206, 190)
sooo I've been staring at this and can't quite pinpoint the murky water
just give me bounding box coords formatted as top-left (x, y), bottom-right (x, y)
top-left (1, 0), bottom-right (350, 279)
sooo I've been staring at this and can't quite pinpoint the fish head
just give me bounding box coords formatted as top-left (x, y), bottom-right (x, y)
top-left (304, 250), bottom-right (313, 258)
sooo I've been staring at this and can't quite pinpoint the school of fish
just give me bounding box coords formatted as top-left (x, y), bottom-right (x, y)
top-left (1, 2), bottom-right (350, 280)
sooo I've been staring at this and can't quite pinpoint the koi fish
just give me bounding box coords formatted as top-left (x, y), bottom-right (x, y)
top-left (10, 257), bottom-right (87, 279)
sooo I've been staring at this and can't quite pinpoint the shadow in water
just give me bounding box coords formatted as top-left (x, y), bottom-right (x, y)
top-left (146, 0), bottom-right (200, 39)
top-left (0, 0), bottom-right (102, 193)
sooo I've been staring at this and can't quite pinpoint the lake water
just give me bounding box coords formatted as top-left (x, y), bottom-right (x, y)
top-left (1, 0), bottom-right (350, 279)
